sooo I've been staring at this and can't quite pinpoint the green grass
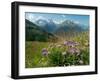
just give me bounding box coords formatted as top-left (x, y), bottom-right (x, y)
top-left (25, 32), bottom-right (89, 68)
top-left (25, 41), bottom-right (50, 68)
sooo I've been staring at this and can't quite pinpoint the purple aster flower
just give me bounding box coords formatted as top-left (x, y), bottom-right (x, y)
top-left (74, 42), bottom-right (79, 46)
top-left (68, 47), bottom-right (76, 54)
top-left (68, 47), bottom-right (80, 54)
top-left (42, 48), bottom-right (48, 56)
top-left (67, 41), bottom-right (79, 47)
top-left (64, 41), bottom-right (68, 45)
top-left (64, 41), bottom-right (79, 47)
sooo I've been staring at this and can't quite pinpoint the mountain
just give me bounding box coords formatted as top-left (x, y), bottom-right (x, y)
top-left (36, 19), bottom-right (57, 33)
top-left (55, 20), bottom-right (88, 33)
top-left (36, 18), bottom-right (88, 34)
top-left (57, 20), bottom-right (83, 31)
top-left (54, 20), bottom-right (89, 37)
top-left (25, 19), bottom-right (57, 42)
top-left (26, 18), bottom-right (89, 40)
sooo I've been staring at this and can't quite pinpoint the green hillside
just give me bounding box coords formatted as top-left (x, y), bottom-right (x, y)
top-left (25, 19), bottom-right (57, 42)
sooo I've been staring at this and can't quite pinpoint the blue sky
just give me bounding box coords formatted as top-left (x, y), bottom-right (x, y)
top-left (25, 12), bottom-right (89, 26)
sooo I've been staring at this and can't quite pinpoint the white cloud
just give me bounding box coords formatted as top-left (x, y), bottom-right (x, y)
top-left (26, 13), bottom-right (50, 24)
top-left (36, 16), bottom-right (50, 23)
top-left (25, 13), bottom-right (36, 22)
top-left (61, 15), bottom-right (66, 18)
top-left (36, 16), bottom-right (45, 21)
top-left (53, 19), bottom-right (65, 24)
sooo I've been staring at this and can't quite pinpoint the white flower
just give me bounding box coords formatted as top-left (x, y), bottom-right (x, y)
top-left (64, 65), bottom-right (66, 67)
top-left (62, 52), bottom-right (66, 55)
top-left (48, 51), bottom-right (50, 54)
top-left (79, 60), bottom-right (83, 64)
top-left (71, 65), bottom-right (75, 66)
top-left (57, 44), bottom-right (62, 48)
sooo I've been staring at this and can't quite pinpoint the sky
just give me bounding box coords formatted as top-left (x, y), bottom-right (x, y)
top-left (25, 12), bottom-right (89, 26)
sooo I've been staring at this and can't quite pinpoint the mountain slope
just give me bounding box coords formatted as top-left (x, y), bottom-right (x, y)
top-left (25, 19), bottom-right (57, 42)
top-left (36, 19), bottom-right (57, 33)
top-left (54, 20), bottom-right (89, 37)
top-left (35, 19), bottom-right (88, 34)
top-left (56, 20), bottom-right (84, 32)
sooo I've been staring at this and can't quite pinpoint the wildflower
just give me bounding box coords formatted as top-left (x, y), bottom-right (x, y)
top-left (84, 42), bottom-right (89, 46)
top-left (68, 47), bottom-right (76, 54)
top-left (67, 41), bottom-right (79, 47)
top-left (71, 65), bottom-right (75, 66)
top-left (84, 40), bottom-right (89, 47)
top-left (64, 41), bottom-right (79, 47)
top-left (81, 46), bottom-right (86, 50)
top-left (56, 44), bottom-right (62, 48)
top-left (62, 51), bottom-right (66, 55)
top-left (76, 48), bottom-right (80, 55)
top-left (68, 47), bottom-right (80, 54)
top-left (64, 41), bottom-right (67, 45)
top-left (42, 48), bottom-right (48, 56)
top-left (64, 64), bottom-right (66, 67)
top-left (48, 51), bottom-right (50, 54)
top-left (74, 42), bottom-right (79, 46)
top-left (79, 60), bottom-right (83, 64)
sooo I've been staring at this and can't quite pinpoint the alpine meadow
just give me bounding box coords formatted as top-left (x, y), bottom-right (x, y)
top-left (25, 12), bottom-right (90, 68)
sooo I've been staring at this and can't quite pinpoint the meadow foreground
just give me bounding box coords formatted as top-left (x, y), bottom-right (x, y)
top-left (25, 32), bottom-right (89, 68)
